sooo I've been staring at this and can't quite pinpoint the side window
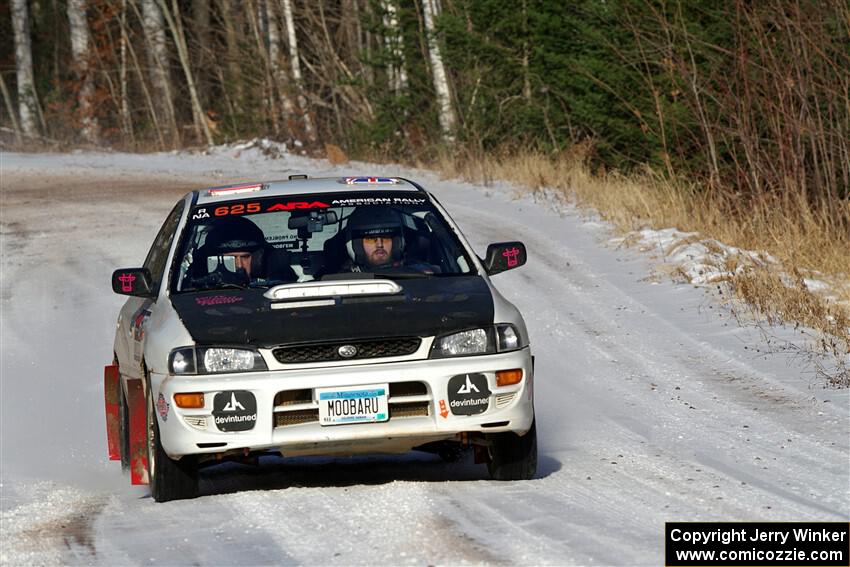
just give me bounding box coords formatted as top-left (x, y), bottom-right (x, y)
top-left (143, 200), bottom-right (186, 296)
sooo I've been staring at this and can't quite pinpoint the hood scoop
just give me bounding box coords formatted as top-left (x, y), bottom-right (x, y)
top-left (265, 279), bottom-right (402, 309)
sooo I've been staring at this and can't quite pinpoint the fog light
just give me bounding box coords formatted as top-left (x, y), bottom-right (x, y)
top-left (496, 369), bottom-right (523, 387)
top-left (174, 392), bottom-right (205, 408)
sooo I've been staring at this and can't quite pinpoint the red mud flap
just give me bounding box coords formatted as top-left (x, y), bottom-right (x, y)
top-left (126, 379), bottom-right (149, 485)
top-left (104, 365), bottom-right (121, 461)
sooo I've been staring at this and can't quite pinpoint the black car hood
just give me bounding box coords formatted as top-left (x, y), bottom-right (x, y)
top-left (171, 276), bottom-right (494, 347)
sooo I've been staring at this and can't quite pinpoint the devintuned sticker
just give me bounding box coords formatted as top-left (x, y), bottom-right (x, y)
top-left (447, 373), bottom-right (491, 416)
top-left (212, 390), bottom-right (257, 432)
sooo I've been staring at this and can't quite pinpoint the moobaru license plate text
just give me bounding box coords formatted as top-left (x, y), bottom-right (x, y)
top-left (317, 384), bottom-right (389, 425)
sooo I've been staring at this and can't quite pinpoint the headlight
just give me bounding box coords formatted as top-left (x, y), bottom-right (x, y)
top-left (168, 346), bottom-right (268, 374)
top-left (435, 328), bottom-right (492, 357)
top-left (203, 348), bottom-right (259, 372)
top-left (431, 325), bottom-right (526, 358)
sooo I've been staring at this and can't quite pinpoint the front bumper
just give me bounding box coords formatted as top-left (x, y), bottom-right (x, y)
top-left (150, 348), bottom-right (534, 459)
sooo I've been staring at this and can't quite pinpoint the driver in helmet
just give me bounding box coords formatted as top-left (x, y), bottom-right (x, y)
top-left (191, 216), bottom-right (295, 287)
top-left (342, 207), bottom-right (437, 274)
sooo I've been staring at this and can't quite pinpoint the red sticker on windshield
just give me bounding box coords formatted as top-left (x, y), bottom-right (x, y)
top-left (266, 201), bottom-right (330, 212)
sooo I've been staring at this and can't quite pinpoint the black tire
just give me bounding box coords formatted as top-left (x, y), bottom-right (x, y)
top-left (437, 442), bottom-right (466, 463)
top-left (118, 381), bottom-right (130, 472)
top-left (486, 418), bottom-right (538, 480)
top-left (146, 387), bottom-right (199, 502)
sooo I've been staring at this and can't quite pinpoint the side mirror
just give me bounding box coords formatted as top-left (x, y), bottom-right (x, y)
top-left (484, 242), bottom-right (527, 275)
top-left (112, 268), bottom-right (155, 298)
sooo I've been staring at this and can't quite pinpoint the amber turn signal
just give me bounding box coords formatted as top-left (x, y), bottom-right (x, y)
top-left (174, 392), bottom-right (205, 408)
top-left (496, 369), bottom-right (523, 387)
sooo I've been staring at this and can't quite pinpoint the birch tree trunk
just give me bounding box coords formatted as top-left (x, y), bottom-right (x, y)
top-left (0, 73), bottom-right (23, 143)
top-left (216, 0), bottom-right (244, 116)
top-left (282, 0), bottom-right (316, 142)
top-left (141, 0), bottom-right (179, 146)
top-left (119, 0), bottom-right (135, 143)
top-left (421, 0), bottom-right (456, 142)
top-left (192, 0), bottom-right (211, 107)
top-left (382, 0), bottom-right (408, 94)
top-left (10, 0), bottom-right (40, 136)
top-left (159, 0), bottom-right (214, 146)
top-left (267, 0), bottom-right (295, 136)
top-left (246, 0), bottom-right (279, 134)
top-left (67, 0), bottom-right (99, 143)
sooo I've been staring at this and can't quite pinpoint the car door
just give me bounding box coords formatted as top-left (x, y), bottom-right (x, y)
top-left (117, 201), bottom-right (186, 379)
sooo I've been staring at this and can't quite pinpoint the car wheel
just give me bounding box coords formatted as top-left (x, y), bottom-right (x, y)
top-left (146, 386), bottom-right (198, 502)
top-left (486, 418), bottom-right (537, 481)
top-left (437, 442), bottom-right (465, 463)
top-left (118, 381), bottom-right (130, 472)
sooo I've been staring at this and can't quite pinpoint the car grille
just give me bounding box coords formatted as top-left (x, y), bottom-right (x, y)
top-left (273, 381), bottom-right (430, 428)
top-left (272, 338), bottom-right (421, 364)
top-left (389, 402), bottom-right (430, 419)
top-left (275, 409), bottom-right (319, 427)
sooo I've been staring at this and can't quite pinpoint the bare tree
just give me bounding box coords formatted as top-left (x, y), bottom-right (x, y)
top-left (191, 0), bottom-right (211, 107)
top-left (159, 0), bottom-right (214, 146)
top-left (382, 0), bottom-right (408, 94)
top-left (421, 0), bottom-right (456, 142)
top-left (282, 0), bottom-right (316, 142)
top-left (267, 0), bottom-right (295, 136)
top-left (140, 0), bottom-right (179, 146)
top-left (10, 0), bottom-right (41, 137)
top-left (0, 73), bottom-right (23, 143)
top-left (216, 0), bottom-right (244, 118)
top-left (118, 0), bottom-right (135, 143)
top-left (67, 0), bottom-right (99, 143)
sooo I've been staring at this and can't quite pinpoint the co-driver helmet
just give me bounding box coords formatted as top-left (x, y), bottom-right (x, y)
top-left (345, 206), bottom-right (405, 267)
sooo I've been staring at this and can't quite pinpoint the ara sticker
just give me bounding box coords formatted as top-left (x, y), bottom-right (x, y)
top-left (157, 392), bottom-right (170, 421)
top-left (195, 295), bottom-right (244, 306)
top-left (439, 399), bottom-right (449, 419)
top-left (266, 201), bottom-right (330, 212)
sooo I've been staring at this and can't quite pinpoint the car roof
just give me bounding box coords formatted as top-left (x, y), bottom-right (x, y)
top-left (193, 176), bottom-right (424, 206)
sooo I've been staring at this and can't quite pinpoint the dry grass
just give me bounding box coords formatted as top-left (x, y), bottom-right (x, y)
top-left (434, 146), bottom-right (850, 364)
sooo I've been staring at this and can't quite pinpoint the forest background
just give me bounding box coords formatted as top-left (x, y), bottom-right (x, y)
top-left (2, 0), bottom-right (849, 358)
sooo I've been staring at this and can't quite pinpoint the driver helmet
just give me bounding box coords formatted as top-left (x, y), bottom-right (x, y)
top-left (345, 206), bottom-right (405, 267)
top-left (201, 216), bottom-right (266, 275)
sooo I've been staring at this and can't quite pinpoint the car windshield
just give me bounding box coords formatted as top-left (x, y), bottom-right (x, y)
top-left (171, 192), bottom-right (475, 293)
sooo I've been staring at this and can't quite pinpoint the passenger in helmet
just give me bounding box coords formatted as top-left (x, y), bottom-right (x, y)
top-left (342, 206), bottom-right (438, 274)
top-left (345, 207), bottom-right (404, 270)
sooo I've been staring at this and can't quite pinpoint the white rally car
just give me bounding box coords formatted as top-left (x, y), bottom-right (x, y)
top-left (104, 176), bottom-right (535, 502)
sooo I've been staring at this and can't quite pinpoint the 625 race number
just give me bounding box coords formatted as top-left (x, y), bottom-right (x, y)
top-left (214, 203), bottom-right (261, 216)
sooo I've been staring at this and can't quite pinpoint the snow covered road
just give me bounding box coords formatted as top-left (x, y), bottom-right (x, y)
top-left (1, 150), bottom-right (847, 565)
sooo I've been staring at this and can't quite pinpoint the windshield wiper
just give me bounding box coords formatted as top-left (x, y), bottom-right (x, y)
top-left (371, 271), bottom-right (432, 279)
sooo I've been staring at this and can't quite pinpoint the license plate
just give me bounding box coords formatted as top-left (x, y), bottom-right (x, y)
top-left (317, 384), bottom-right (389, 426)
